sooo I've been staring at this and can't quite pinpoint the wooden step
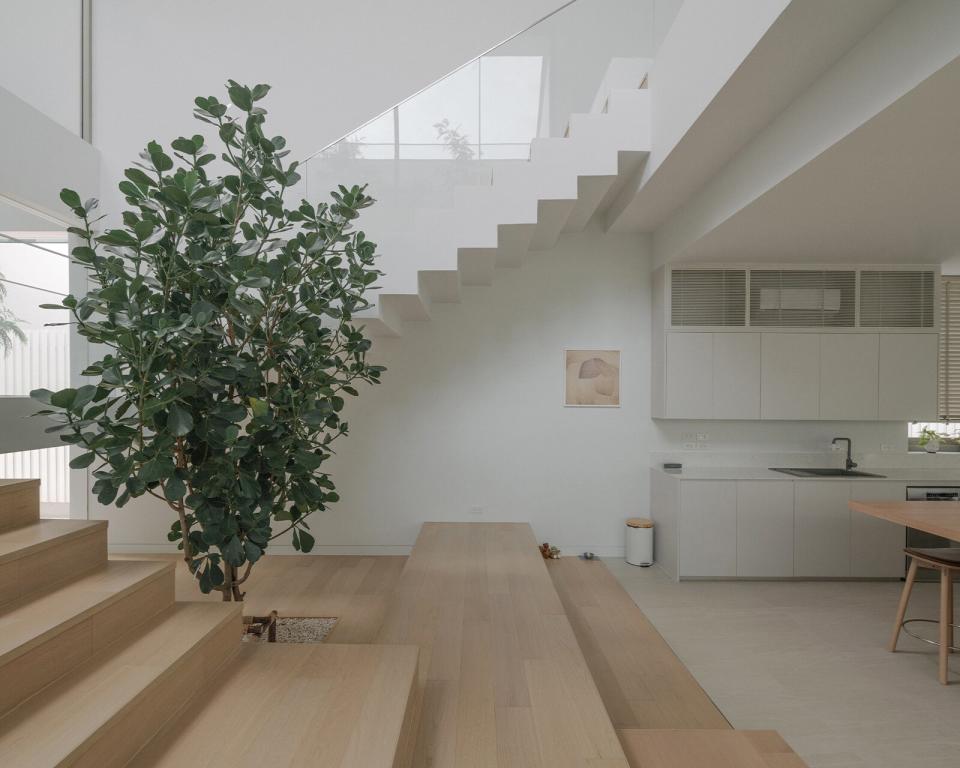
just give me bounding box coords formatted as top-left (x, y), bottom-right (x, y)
top-left (0, 519), bottom-right (108, 608)
top-left (0, 601), bottom-right (241, 768)
top-left (127, 643), bottom-right (420, 768)
top-left (0, 559), bottom-right (174, 717)
top-left (0, 480), bottom-right (40, 531)
top-left (618, 729), bottom-right (809, 768)
top-left (547, 557), bottom-right (730, 730)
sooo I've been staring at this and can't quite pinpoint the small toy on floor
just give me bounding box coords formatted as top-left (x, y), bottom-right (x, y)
top-left (539, 542), bottom-right (561, 559)
top-left (581, 552), bottom-right (596, 560)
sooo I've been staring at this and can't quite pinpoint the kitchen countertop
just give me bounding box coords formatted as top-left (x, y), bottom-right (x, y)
top-left (653, 466), bottom-right (960, 482)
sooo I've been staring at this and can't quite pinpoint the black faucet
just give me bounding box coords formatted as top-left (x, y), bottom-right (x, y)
top-left (832, 437), bottom-right (857, 471)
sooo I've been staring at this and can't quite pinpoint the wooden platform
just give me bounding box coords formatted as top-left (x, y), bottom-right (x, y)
top-left (618, 729), bottom-right (807, 768)
top-left (376, 522), bottom-right (630, 768)
top-left (547, 557), bottom-right (729, 730)
top-left (127, 643), bottom-right (420, 768)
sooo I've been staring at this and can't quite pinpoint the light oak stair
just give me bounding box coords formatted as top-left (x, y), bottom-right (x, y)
top-left (0, 479), bottom-right (42, 531)
top-left (127, 643), bottom-right (421, 768)
top-left (0, 519), bottom-right (108, 608)
top-left (0, 601), bottom-right (241, 768)
top-left (618, 729), bottom-right (808, 768)
top-left (0, 559), bottom-right (174, 717)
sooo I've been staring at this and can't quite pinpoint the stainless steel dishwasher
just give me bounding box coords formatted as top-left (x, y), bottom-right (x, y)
top-left (905, 486), bottom-right (960, 580)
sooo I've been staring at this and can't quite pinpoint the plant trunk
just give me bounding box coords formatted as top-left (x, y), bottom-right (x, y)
top-left (221, 563), bottom-right (244, 602)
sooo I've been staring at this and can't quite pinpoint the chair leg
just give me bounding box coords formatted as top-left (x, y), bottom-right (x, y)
top-left (940, 569), bottom-right (953, 685)
top-left (890, 558), bottom-right (918, 652)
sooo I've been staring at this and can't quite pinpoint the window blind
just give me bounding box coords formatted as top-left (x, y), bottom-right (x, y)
top-left (939, 278), bottom-right (960, 420)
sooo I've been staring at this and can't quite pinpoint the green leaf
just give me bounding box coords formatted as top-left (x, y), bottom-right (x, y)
top-left (50, 388), bottom-right (77, 409)
top-left (221, 535), bottom-right (245, 566)
top-left (60, 188), bottom-right (82, 209)
top-left (249, 397), bottom-right (269, 419)
top-left (164, 475), bottom-right (186, 501)
top-left (69, 451), bottom-right (97, 469)
top-left (227, 82), bottom-right (252, 111)
top-left (298, 529), bottom-right (315, 553)
top-left (167, 404), bottom-right (193, 436)
top-left (30, 388), bottom-right (53, 405)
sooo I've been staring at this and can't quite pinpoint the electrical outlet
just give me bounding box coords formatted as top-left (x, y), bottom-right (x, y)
top-left (697, 442), bottom-right (711, 450)
top-left (468, 505), bottom-right (485, 516)
top-left (682, 442), bottom-right (697, 450)
top-left (696, 432), bottom-right (709, 441)
top-left (681, 432), bottom-right (696, 441)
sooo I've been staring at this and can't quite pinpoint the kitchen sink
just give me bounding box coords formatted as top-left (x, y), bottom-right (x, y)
top-left (769, 467), bottom-right (887, 478)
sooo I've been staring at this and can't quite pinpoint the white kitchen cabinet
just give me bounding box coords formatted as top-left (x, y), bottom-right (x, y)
top-left (849, 481), bottom-right (907, 578)
top-left (819, 334), bottom-right (879, 420)
top-left (736, 481), bottom-right (794, 577)
top-left (678, 481), bottom-right (737, 578)
top-left (665, 333), bottom-right (713, 419)
top-left (794, 482), bottom-right (851, 577)
top-left (878, 333), bottom-right (938, 420)
top-left (713, 333), bottom-right (761, 419)
top-left (761, 334), bottom-right (820, 420)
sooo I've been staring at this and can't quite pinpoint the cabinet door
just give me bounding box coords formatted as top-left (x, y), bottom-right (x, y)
top-left (736, 481), bottom-right (794, 577)
top-left (794, 481), bottom-right (851, 577)
top-left (714, 333), bottom-right (761, 419)
top-left (679, 481), bottom-right (737, 578)
top-left (819, 334), bottom-right (879, 420)
top-left (878, 334), bottom-right (938, 420)
top-left (761, 334), bottom-right (820, 420)
top-left (666, 333), bottom-right (713, 418)
top-left (849, 481), bottom-right (906, 578)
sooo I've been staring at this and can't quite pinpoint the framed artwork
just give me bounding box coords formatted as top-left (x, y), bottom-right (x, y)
top-left (563, 349), bottom-right (620, 407)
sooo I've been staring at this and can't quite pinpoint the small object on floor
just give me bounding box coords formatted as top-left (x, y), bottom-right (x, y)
top-left (242, 614), bottom-right (338, 643)
top-left (539, 542), bottom-right (561, 559)
top-left (581, 552), bottom-right (596, 560)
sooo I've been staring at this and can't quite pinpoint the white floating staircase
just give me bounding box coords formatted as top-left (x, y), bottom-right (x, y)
top-left (351, 58), bottom-right (652, 337)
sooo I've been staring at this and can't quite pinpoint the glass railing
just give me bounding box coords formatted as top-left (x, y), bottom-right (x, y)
top-left (299, 0), bottom-right (652, 291)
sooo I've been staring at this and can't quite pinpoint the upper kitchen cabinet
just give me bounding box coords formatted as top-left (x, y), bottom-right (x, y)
top-left (761, 333), bottom-right (820, 420)
top-left (878, 334), bottom-right (938, 420)
top-left (651, 266), bottom-right (938, 421)
top-left (714, 333), bottom-right (761, 419)
top-left (819, 334), bottom-right (879, 420)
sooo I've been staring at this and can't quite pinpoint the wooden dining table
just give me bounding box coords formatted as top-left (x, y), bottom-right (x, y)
top-left (848, 499), bottom-right (960, 684)
top-left (847, 499), bottom-right (960, 540)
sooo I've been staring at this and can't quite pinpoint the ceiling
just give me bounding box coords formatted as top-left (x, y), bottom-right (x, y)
top-left (674, 56), bottom-right (960, 265)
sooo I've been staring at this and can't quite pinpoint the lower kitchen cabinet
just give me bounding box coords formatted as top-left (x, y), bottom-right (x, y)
top-left (849, 481), bottom-right (907, 577)
top-left (678, 481), bottom-right (737, 578)
top-left (794, 482), bottom-right (851, 577)
top-left (736, 481), bottom-right (794, 577)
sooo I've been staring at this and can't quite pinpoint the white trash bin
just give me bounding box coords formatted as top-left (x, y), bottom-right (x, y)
top-left (625, 518), bottom-right (654, 567)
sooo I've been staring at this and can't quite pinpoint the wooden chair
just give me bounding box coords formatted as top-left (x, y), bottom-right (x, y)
top-left (890, 547), bottom-right (960, 684)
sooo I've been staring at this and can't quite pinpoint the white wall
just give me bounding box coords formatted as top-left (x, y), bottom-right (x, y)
top-left (0, 0), bottom-right (81, 134)
top-left (101, 226), bottom-right (653, 555)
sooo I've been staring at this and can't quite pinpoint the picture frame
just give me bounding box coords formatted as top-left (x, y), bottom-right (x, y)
top-left (563, 349), bottom-right (621, 407)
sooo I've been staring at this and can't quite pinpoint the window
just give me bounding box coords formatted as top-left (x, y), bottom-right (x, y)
top-left (908, 276), bottom-right (960, 450)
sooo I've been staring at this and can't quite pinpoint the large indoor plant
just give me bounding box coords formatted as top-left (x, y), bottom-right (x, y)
top-left (33, 81), bottom-right (384, 600)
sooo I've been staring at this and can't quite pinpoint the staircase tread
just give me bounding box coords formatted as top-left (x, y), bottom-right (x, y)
top-left (0, 602), bottom-right (240, 766)
top-left (128, 642), bottom-right (420, 768)
top-left (0, 559), bottom-right (173, 663)
top-left (0, 519), bottom-right (106, 563)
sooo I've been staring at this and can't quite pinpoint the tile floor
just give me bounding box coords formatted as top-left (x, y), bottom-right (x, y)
top-left (607, 559), bottom-right (960, 768)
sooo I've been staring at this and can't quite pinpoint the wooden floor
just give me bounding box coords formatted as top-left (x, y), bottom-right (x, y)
top-left (375, 523), bottom-right (629, 768)
top-left (547, 557), bottom-right (729, 730)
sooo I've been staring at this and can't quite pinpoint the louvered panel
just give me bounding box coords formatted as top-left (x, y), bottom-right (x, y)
top-left (749, 270), bottom-right (855, 327)
top-left (939, 278), bottom-right (960, 420)
top-left (860, 270), bottom-right (935, 328)
top-left (670, 269), bottom-right (745, 327)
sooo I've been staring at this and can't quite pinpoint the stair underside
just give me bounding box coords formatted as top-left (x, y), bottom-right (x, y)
top-left (127, 642), bottom-right (420, 768)
top-left (0, 601), bottom-right (241, 768)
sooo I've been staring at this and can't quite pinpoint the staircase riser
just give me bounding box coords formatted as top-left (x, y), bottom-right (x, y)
top-left (0, 482), bottom-right (40, 531)
top-left (72, 612), bottom-right (241, 768)
top-left (0, 528), bottom-right (108, 609)
top-left (0, 570), bottom-right (174, 718)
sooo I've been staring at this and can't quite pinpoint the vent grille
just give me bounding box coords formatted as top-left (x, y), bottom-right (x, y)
top-left (860, 270), bottom-right (935, 328)
top-left (749, 270), bottom-right (855, 327)
top-left (670, 269), bottom-right (746, 327)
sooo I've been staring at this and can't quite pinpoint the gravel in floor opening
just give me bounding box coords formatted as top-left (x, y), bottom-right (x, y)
top-left (242, 616), bottom-right (338, 643)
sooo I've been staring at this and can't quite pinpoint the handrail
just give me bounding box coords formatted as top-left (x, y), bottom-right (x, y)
top-left (302, 0), bottom-right (581, 163)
